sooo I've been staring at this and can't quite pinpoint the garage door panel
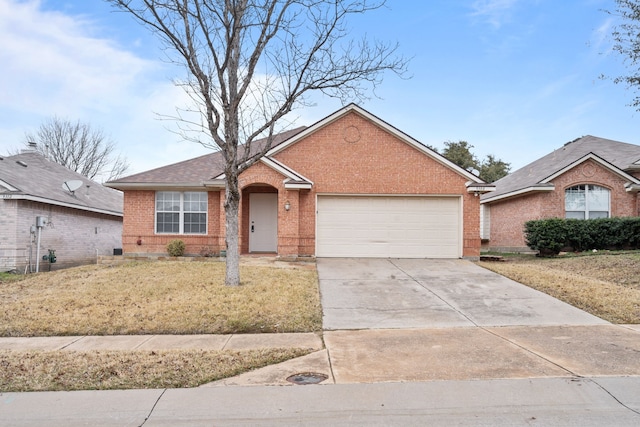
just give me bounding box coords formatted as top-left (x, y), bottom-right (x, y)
top-left (317, 196), bottom-right (461, 258)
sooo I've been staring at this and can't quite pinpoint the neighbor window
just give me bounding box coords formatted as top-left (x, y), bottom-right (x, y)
top-left (564, 185), bottom-right (609, 219)
top-left (156, 191), bottom-right (207, 234)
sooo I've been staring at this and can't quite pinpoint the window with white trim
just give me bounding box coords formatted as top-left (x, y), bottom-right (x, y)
top-left (564, 185), bottom-right (609, 219)
top-left (156, 191), bottom-right (207, 234)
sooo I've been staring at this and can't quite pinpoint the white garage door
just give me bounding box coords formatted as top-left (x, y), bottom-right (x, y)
top-left (316, 196), bottom-right (461, 258)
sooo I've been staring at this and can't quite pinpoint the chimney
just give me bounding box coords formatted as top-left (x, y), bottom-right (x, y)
top-left (21, 141), bottom-right (37, 153)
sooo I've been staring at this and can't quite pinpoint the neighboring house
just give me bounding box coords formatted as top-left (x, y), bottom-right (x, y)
top-left (480, 135), bottom-right (640, 252)
top-left (0, 149), bottom-right (123, 272)
top-left (106, 104), bottom-right (494, 259)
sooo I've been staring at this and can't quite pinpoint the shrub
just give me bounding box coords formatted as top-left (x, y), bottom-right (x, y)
top-left (525, 217), bottom-right (640, 255)
top-left (166, 239), bottom-right (186, 257)
top-left (524, 218), bottom-right (567, 255)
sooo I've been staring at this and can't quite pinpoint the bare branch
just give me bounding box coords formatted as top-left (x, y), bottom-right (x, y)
top-left (106, 0), bottom-right (408, 285)
top-left (23, 116), bottom-right (129, 182)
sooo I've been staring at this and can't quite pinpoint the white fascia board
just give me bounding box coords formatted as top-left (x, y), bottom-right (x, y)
top-left (262, 157), bottom-right (314, 185)
top-left (625, 183), bottom-right (640, 193)
top-left (283, 180), bottom-right (312, 189)
top-left (480, 185), bottom-right (555, 204)
top-left (202, 179), bottom-right (226, 188)
top-left (0, 179), bottom-right (19, 192)
top-left (104, 182), bottom-right (205, 191)
top-left (466, 183), bottom-right (496, 194)
top-left (265, 104), bottom-right (484, 183)
top-left (541, 153), bottom-right (640, 185)
top-left (2, 194), bottom-right (123, 217)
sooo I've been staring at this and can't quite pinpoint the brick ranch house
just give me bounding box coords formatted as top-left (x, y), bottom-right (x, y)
top-left (106, 104), bottom-right (494, 259)
top-left (480, 135), bottom-right (640, 252)
top-left (0, 150), bottom-right (123, 272)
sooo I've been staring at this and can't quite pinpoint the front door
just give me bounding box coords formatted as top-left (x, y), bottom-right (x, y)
top-left (249, 193), bottom-right (278, 252)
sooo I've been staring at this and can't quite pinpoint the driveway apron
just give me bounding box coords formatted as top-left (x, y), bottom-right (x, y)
top-left (317, 258), bottom-right (608, 330)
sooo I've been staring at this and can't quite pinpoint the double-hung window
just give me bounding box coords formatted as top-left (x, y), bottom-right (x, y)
top-left (156, 191), bottom-right (207, 234)
top-left (564, 185), bottom-right (609, 219)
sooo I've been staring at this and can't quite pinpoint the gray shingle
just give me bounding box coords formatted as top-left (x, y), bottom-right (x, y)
top-left (109, 127), bottom-right (307, 185)
top-left (482, 135), bottom-right (640, 202)
top-left (0, 151), bottom-right (122, 215)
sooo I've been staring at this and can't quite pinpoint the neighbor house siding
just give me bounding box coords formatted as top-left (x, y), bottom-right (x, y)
top-left (485, 193), bottom-right (543, 251)
top-left (0, 200), bottom-right (20, 271)
top-left (485, 160), bottom-right (640, 251)
top-left (1, 200), bottom-right (122, 271)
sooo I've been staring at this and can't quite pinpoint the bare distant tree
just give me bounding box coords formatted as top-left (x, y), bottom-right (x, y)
top-left (107, 0), bottom-right (408, 286)
top-left (606, 0), bottom-right (640, 110)
top-left (24, 117), bottom-right (129, 182)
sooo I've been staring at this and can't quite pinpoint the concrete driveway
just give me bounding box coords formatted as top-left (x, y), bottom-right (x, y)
top-left (317, 258), bottom-right (607, 330)
top-left (314, 258), bottom-right (640, 385)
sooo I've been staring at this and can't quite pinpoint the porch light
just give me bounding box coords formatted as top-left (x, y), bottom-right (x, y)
top-left (284, 201), bottom-right (291, 211)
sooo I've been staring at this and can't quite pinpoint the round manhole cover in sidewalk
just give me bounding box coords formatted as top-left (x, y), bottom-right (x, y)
top-left (286, 372), bottom-right (328, 385)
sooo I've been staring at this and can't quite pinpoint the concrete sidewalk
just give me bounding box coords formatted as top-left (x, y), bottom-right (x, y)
top-left (0, 332), bottom-right (323, 352)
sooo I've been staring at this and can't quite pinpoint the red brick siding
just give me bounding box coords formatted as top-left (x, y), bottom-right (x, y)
top-left (272, 112), bottom-right (480, 257)
top-left (486, 159), bottom-right (640, 250)
top-left (122, 111), bottom-right (482, 257)
top-left (122, 190), bottom-right (222, 255)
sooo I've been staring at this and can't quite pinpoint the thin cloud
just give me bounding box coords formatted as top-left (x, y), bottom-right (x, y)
top-left (0, 0), bottom-right (156, 116)
top-left (470, 0), bottom-right (519, 29)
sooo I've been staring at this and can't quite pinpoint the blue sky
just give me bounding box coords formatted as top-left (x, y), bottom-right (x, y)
top-left (0, 0), bottom-right (637, 178)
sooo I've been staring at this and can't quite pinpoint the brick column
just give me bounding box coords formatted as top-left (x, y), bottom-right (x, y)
top-left (278, 190), bottom-right (300, 257)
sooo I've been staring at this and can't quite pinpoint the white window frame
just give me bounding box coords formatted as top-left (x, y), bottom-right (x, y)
top-left (564, 184), bottom-right (610, 220)
top-left (155, 191), bottom-right (208, 234)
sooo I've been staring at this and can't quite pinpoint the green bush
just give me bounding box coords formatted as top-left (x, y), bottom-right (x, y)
top-left (525, 217), bottom-right (640, 255)
top-left (166, 239), bottom-right (186, 257)
top-left (524, 218), bottom-right (567, 255)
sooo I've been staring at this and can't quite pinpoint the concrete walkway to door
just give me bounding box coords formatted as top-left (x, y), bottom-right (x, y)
top-left (317, 258), bottom-right (607, 330)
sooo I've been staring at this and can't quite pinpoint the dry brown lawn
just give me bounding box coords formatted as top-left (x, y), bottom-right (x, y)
top-left (0, 261), bottom-right (322, 336)
top-left (0, 347), bottom-right (311, 391)
top-left (479, 252), bottom-right (640, 324)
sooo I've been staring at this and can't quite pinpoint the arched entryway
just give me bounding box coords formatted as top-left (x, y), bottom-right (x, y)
top-left (241, 185), bottom-right (278, 254)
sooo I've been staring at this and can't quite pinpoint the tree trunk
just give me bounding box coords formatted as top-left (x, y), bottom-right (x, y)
top-left (224, 172), bottom-right (241, 286)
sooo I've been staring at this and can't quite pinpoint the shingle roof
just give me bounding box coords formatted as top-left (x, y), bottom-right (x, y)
top-left (0, 151), bottom-right (123, 216)
top-left (481, 135), bottom-right (640, 203)
top-left (108, 127), bottom-right (307, 185)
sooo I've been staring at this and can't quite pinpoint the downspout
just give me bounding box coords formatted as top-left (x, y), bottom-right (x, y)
top-left (35, 224), bottom-right (41, 273)
top-left (35, 216), bottom-right (45, 273)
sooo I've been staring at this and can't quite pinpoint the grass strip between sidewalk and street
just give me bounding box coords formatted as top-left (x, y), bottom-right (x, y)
top-left (0, 347), bottom-right (312, 392)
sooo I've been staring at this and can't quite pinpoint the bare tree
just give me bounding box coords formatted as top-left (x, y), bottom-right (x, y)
top-left (607, 0), bottom-right (640, 110)
top-left (24, 117), bottom-right (129, 182)
top-left (107, 0), bottom-right (408, 286)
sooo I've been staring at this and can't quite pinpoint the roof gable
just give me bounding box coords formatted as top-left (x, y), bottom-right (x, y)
top-left (0, 152), bottom-right (123, 216)
top-left (540, 152), bottom-right (640, 184)
top-left (482, 135), bottom-right (640, 203)
top-left (267, 103), bottom-right (486, 184)
top-left (107, 104), bottom-right (490, 192)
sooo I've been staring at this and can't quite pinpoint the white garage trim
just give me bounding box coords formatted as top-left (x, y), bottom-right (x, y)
top-left (316, 195), bottom-right (462, 258)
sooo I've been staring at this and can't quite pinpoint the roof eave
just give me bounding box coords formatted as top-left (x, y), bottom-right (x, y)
top-left (481, 185), bottom-right (555, 204)
top-left (2, 194), bottom-right (123, 217)
top-left (284, 182), bottom-right (312, 190)
top-left (466, 182), bottom-right (496, 195)
top-left (202, 179), bottom-right (226, 188)
top-left (104, 182), bottom-right (206, 191)
top-left (625, 183), bottom-right (640, 193)
top-left (541, 153), bottom-right (640, 185)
